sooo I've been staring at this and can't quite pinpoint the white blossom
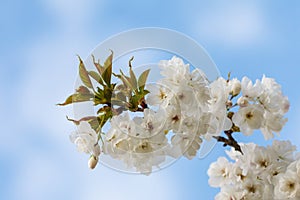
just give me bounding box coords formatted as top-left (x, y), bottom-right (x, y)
top-left (232, 104), bottom-right (264, 136)
top-left (103, 111), bottom-right (169, 174)
top-left (207, 157), bottom-right (232, 187)
top-left (208, 77), bottom-right (232, 135)
top-left (241, 76), bottom-right (263, 99)
top-left (70, 121), bottom-right (100, 157)
top-left (269, 140), bottom-right (296, 162)
top-left (237, 75), bottom-right (289, 139)
top-left (146, 83), bottom-right (173, 107)
top-left (209, 141), bottom-right (300, 200)
top-left (274, 171), bottom-right (300, 199)
top-left (159, 56), bottom-right (190, 84)
top-left (215, 185), bottom-right (242, 200)
top-left (240, 179), bottom-right (265, 199)
top-left (170, 131), bottom-right (202, 160)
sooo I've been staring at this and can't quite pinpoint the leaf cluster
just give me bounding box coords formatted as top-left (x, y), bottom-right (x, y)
top-left (58, 52), bottom-right (151, 136)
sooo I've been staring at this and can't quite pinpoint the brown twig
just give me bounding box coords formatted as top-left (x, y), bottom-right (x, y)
top-left (213, 130), bottom-right (243, 154)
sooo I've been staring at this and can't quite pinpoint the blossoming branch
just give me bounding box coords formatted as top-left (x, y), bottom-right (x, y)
top-left (58, 53), bottom-right (297, 199)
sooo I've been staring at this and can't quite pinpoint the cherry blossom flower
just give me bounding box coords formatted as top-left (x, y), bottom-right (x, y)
top-left (232, 104), bottom-right (264, 136)
top-left (70, 121), bottom-right (100, 157)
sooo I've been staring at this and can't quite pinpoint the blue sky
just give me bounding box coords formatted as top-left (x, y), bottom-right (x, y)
top-left (1, 1), bottom-right (300, 199)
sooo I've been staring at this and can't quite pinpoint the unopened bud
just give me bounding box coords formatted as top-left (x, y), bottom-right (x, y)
top-left (88, 155), bottom-right (98, 169)
top-left (282, 97), bottom-right (290, 113)
top-left (237, 97), bottom-right (249, 107)
top-left (230, 80), bottom-right (241, 96)
top-left (226, 100), bottom-right (233, 108)
top-left (93, 144), bottom-right (101, 157)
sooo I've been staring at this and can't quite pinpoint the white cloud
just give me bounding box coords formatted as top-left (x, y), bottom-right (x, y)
top-left (194, 2), bottom-right (268, 47)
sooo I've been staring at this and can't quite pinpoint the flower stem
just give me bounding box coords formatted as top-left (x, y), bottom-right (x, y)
top-left (213, 130), bottom-right (243, 154)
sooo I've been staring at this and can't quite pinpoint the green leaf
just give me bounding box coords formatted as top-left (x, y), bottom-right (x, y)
top-left (104, 51), bottom-right (113, 69)
top-left (66, 116), bottom-right (97, 125)
top-left (102, 66), bottom-right (111, 86)
top-left (96, 106), bottom-right (113, 130)
top-left (57, 93), bottom-right (93, 106)
top-left (103, 85), bottom-right (113, 103)
top-left (115, 91), bottom-right (127, 102)
top-left (88, 117), bottom-right (102, 132)
top-left (76, 85), bottom-right (91, 94)
top-left (120, 70), bottom-right (133, 89)
top-left (128, 56), bottom-right (137, 89)
top-left (129, 95), bottom-right (140, 111)
top-left (57, 95), bottom-right (74, 106)
top-left (94, 88), bottom-right (106, 105)
top-left (141, 89), bottom-right (150, 96)
top-left (129, 70), bottom-right (138, 90)
top-left (111, 98), bottom-right (127, 107)
top-left (78, 56), bottom-right (93, 89)
top-left (57, 86), bottom-right (93, 106)
top-left (91, 55), bottom-right (104, 75)
top-left (138, 69), bottom-right (150, 90)
top-left (88, 70), bottom-right (104, 86)
top-left (97, 105), bottom-right (110, 115)
top-left (102, 52), bottom-right (113, 86)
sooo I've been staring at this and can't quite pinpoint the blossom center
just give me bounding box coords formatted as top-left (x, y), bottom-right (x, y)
top-left (246, 112), bottom-right (253, 119)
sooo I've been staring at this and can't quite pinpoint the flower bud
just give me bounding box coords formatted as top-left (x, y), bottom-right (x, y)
top-left (88, 155), bottom-right (98, 169)
top-left (230, 79), bottom-right (241, 96)
top-left (226, 100), bottom-right (233, 108)
top-left (237, 96), bottom-right (249, 107)
top-left (282, 97), bottom-right (290, 113)
top-left (93, 144), bottom-right (101, 157)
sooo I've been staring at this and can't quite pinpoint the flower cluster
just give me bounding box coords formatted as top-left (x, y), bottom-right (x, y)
top-left (208, 140), bottom-right (300, 199)
top-left (234, 76), bottom-right (289, 139)
top-left (59, 53), bottom-right (290, 181)
top-left (103, 110), bottom-right (169, 174)
top-left (70, 121), bottom-right (101, 169)
top-left (211, 75), bottom-right (289, 139)
top-left (147, 56), bottom-right (227, 158)
top-left (209, 74), bottom-right (289, 155)
top-left (102, 56), bottom-right (223, 173)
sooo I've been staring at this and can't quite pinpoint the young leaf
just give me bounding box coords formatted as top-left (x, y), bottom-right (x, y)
top-left (57, 86), bottom-right (93, 106)
top-left (115, 91), bottom-right (127, 102)
top-left (97, 105), bottom-right (111, 115)
top-left (103, 85), bottom-right (113, 103)
top-left (111, 98), bottom-right (127, 107)
top-left (66, 116), bottom-right (97, 125)
top-left (104, 51), bottom-right (113, 69)
top-left (94, 88), bottom-right (107, 105)
top-left (68, 115), bottom-right (102, 133)
top-left (102, 67), bottom-right (111, 87)
top-left (129, 95), bottom-right (141, 111)
top-left (57, 95), bottom-right (75, 106)
top-left (88, 117), bottom-right (102, 132)
top-left (57, 93), bottom-right (93, 106)
top-left (102, 52), bottom-right (113, 86)
top-left (91, 55), bottom-right (104, 75)
top-left (88, 71), bottom-right (104, 86)
top-left (76, 85), bottom-right (91, 94)
top-left (129, 57), bottom-right (138, 91)
top-left (138, 69), bottom-right (150, 90)
top-left (78, 56), bottom-right (93, 89)
top-left (120, 70), bottom-right (133, 89)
